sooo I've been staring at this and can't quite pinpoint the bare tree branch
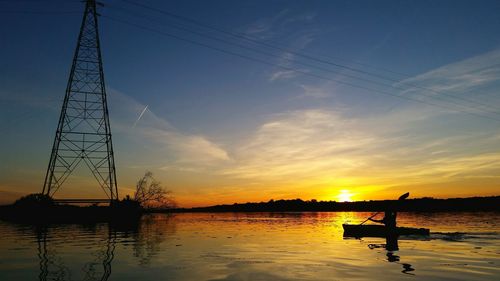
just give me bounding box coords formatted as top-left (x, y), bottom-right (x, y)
top-left (134, 171), bottom-right (176, 209)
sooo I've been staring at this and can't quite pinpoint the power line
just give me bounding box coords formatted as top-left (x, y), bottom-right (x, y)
top-left (0, 0), bottom-right (80, 1)
top-left (118, 0), bottom-right (500, 115)
top-left (101, 15), bottom-right (500, 123)
top-left (6, 1), bottom-right (497, 121)
top-left (0, 11), bottom-right (80, 14)
top-left (5, 1), bottom-right (498, 118)
top-left (117, 0), bottom-right (409, 79)
top-left (104, 5), bottom-right (500, 118)
top-left (121, 0), bottom-right (412, 82)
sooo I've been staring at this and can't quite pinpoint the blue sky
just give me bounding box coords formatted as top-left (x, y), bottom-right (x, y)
top-left (1, 0), bottom-right (500, 206)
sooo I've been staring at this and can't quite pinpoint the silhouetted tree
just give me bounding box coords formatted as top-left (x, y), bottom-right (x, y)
top-left (14, 193), bottom-right (54, 209)
top-left (134, 171), bottom-right (176, 209)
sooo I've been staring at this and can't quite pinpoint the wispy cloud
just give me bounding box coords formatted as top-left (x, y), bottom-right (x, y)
top-left (243, 9), bottom-right (289, 38)
top-left (243, 9), bottom-right (316, 40)
top-left (267, 33), bottom-right (317, 81)
top-left (296, 84), bottom-right (331, 99)
top-left (108, 89), bottom-right (230, 172)
top-left (220, 109), bottom-right (377, 181)
top-left (398, 49), bottom-right (500, 97)
top-left (241, 9), bottom-right (319, 82)
top-left (144, 128), bottom-right (230, 165)
top-left (109, 50), bottom-right (500, 202)
top-left (213, 103), bottom-right (500, 198)
top-left (269, 70), bottom-right (299, 81)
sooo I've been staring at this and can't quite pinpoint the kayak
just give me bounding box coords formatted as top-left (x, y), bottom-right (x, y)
top-left (342, 224), bottom-right (430, 237)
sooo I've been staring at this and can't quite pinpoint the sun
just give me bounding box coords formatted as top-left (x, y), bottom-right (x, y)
top-left (337, 190), bottom-right (354, 202)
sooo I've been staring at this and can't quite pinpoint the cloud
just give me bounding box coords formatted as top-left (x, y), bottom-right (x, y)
top-left (240, 9), bottom-right (319, 82)
top-left (144, 128), bottom-right (230, 164)
top-left (243, 9), bottom-right (316, 40)
top-left (358, 135), bottom-right (500, 183)
top-left (398, 49), bottom-right (500, 98)
top-left (296, 84), bottom-right (331, 99)
top-left (243, 9), bottom-right (289, 39)
top-left (220, 109), bottom-right (377, 181)
top-left (213, 101), bottom-right (500, 198)
top-left (269, 70), bottom-right (299, 81)
top-left (107, 89), bottom-right (230, 172)
top-left (107, 48), bottom-right (500, 202)
top-left (267, 34), bottom-right (317, 81)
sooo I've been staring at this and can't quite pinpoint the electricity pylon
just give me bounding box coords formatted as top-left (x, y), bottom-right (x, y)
top-left (42, 0), bottom-right (118, 201)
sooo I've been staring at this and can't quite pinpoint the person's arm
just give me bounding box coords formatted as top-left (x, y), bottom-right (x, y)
top-left (369, 218), bottom-right (384, 224)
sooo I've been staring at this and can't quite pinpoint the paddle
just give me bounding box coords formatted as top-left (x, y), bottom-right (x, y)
top-left (359, 192), bottom-right (410, 225)
top-left (398, 192), bottom-right (410, 200)
top-left (359, 212), bottom-right (380, 225)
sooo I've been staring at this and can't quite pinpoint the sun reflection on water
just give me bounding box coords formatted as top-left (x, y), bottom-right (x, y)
top-left (0, 212), bottom-right (499, 281)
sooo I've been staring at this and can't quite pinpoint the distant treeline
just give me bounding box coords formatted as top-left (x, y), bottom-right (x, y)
top-left (167, 196), bottom-right (500, 213)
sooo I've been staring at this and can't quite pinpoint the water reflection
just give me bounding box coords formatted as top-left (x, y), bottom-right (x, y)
top-left (386, 251), bottom-right (415, 275)
top-left (131, 214), bottom-right (176, 266)
top-left (367, 235), bottom-right (417, 275)
top-left (32, 215), bottom-right (176, 281)
top-left (36, 225), bottom-right (117, 281)
top-left (0, 212), bottom-right (498, 281)
top-left (385, 235), bottom-right (398, 251)
top-left (81, 230), bottom-right (115, 281)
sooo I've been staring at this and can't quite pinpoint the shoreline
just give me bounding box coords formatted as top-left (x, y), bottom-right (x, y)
top-left (162, 196), bottom-right (500, 213)
top-left (1, 196), bottom-right (498, 225)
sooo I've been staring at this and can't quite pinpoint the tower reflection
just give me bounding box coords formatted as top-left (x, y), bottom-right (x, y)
top-left (36, 224), bottom-right (117, 281)
top-left (33, 214), bottom-right (176, 280)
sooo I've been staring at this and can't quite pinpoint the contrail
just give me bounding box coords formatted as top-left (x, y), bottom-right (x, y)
top-left (132, 105), bottom-right (148, 128)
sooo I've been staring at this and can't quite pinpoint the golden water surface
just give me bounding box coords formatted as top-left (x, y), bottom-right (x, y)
top-left (0, 212), bottom-right (499, 280)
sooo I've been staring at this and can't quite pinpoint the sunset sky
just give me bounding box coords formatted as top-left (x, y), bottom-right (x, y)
top-left (1, 0), bottom-right (500, 207)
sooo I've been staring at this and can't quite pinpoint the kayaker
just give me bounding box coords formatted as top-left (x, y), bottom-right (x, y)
top-left (368, 192), bottom-right (409, 228)
top-left (369, 210), bottom-right (397, 228)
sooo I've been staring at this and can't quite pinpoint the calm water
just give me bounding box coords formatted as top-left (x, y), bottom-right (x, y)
top-left (1, 212), bottom-right (499, 281)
